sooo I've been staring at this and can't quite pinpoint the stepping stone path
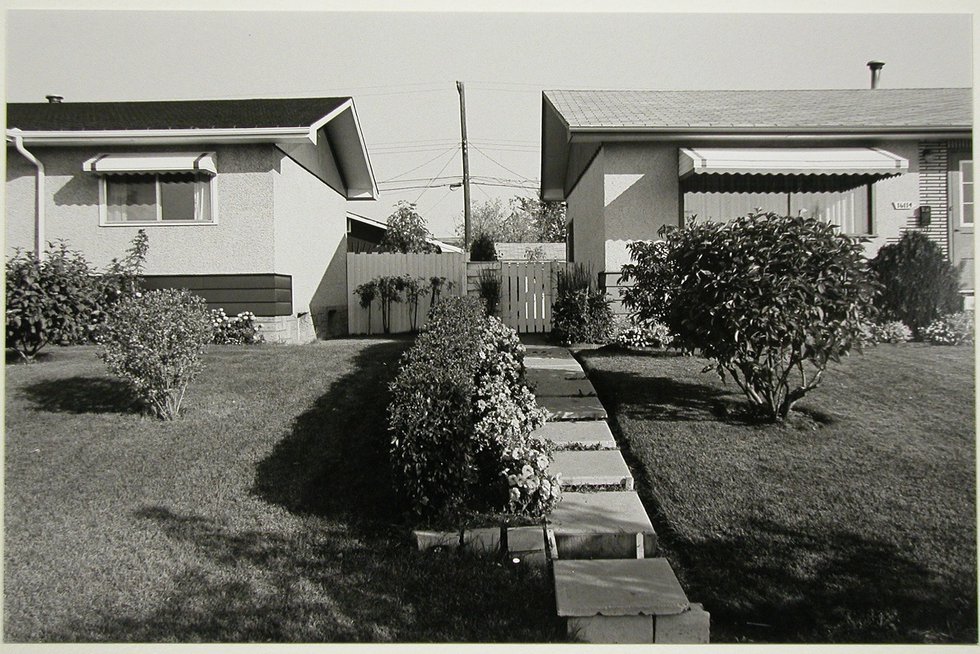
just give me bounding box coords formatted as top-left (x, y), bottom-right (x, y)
top-left (523, 344), bottom-right (710, 644)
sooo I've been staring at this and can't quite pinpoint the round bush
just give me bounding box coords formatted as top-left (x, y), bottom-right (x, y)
top-left (97, 289), bottom-right (213, 419)
top-left (923, 311), bottom-right (974, 345)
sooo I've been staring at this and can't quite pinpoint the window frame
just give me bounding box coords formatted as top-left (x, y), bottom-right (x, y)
top-left (97, 172), bottom-right (219, 227)
top-left (960, 159), bottom-right (974, 227)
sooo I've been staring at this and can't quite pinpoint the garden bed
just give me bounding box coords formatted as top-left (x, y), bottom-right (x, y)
top-left (4, 341), bottom-right (564, 642)
top-left (577, 342), bottom-right (977, 643)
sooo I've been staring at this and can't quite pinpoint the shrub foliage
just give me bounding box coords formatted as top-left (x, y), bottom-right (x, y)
top-left (98, 289), bottom-right (213, 420)
top-left (470, 232), bottom-right (498, 262)
top-left (869, 231), bottom-right (962, 337)
top-left (388, 296), bottom-right (556, 521)
top-left (924, 311), bottom-right (974, 345)
top-left (551, 263), bottom-right (613, 345)
top-left (621, 212), bottom-right (878, 421)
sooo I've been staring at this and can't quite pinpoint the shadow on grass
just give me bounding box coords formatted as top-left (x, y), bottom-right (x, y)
top-left (19, 376), bottom-right (139, 414)
top-left (5, 350), bottom-right (55, 365)
top-left (251, 339), bottom-right (411, 528)
top-left (674, 516), bottom-right (977, 644)
top-left (50, 504), bottom-right (560, 642)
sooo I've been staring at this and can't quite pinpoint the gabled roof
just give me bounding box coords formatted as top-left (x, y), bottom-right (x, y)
top-left (545, 88), bottom-right (972, 130)
top-left (541, 88), bottom-right (973, 201)
top-left (6, 97), bottom-right (378, 200)
top-left (6, 97), bottom-right (351, 131)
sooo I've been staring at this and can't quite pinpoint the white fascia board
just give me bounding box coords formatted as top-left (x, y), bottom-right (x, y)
top-left (6, 126), bottom-right (316, 146)
top-left (344, 100), bottom-right (379, 198)
top-left (308, 99), bottom-right (354, 138)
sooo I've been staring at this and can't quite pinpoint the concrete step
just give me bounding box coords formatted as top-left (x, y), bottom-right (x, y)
top-left (523, 356), bottom-right (584, 373)
top-left (534, 421), bottom-right (617, 450)
top-left (526, 367), bottom-right (597, 398)
top-left (539, 395), bottom-right (608, 421)
top-left (553, 558), bottom-right (709, 643)
top-left (550, 450), bottom-right (633, 490)
top-left (547, 491), bottom-right (657, 559)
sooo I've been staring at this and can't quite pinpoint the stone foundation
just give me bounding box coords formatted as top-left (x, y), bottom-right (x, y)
top-left (253, 314), bottom-right (317, 344)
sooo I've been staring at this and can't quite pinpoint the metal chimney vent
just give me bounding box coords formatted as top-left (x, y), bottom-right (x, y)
top-left (45, 95), bottom-right (64, 103)
top-left (867, 61), bottom-right (885, 89)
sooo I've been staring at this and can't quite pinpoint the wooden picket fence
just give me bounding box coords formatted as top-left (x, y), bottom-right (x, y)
top-left (348, 253), bottom-right (561, 335)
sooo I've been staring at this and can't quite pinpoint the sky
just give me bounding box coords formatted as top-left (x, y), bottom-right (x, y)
top-left (4, 7), bottom-right (975, 238)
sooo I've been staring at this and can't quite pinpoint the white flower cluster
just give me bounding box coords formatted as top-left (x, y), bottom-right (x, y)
top-left (210, 308), bottom-right (263, 345)
top-left (924, 311), bottom-right (974, 345)
top-left (613, 317), bottom-right (672, 349)
top-left (501, 437), bottom-right (562, 518)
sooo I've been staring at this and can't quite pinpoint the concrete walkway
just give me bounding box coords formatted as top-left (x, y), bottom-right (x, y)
top-left (523, 342), bottom-right (709, 644)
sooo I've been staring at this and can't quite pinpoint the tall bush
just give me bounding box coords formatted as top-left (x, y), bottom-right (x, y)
top-left (470, 232), bottom-right (498, 262)
top-left (477, 268), bottom-right (501, 316)
top-left (388, 296), bottom-right (553, 521)
top-left (97, 289), bottom-right (213, 420)
top-left (551, 263), bottom-right (613, 345)
top-left (869, 231), bottom-right (963, 337)
top-left (353, 280), bottom-right (378, 335)
top-left (375, 276), bottom-right (404, 334)
top-left (622, 212), bottom-right (878, 421)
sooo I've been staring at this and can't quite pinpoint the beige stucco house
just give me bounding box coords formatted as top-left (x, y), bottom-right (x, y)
top-left (6, 96), bottom-right (377, 342)
top-left (540, 87), bottom-right (973, 310)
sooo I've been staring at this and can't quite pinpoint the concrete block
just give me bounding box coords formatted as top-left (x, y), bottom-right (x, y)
top-left (413, 529), bottom-right (460, 551)
top-left (526, 368), bottom-right (597, 397)
top-left (539, 395), bottom-right (608, 421)
top-left (506, 525), bottom-right (545, 553)
top-left (461, 527), bottom-right (502, 555)
top-left (553, 559), bottom-right (689, 618)
top-left (548, 491), bottom-right (657, 559)
top-left (523, 356), bottom-right (584, 373)
top-left (533, 421), bottom-right (617, 450)
top-left (655, 603), bottom-right (710, 644)
top-left (567, 615), bottom-right (653, 644)
top-left (550, 450), bottom-right (634, 490)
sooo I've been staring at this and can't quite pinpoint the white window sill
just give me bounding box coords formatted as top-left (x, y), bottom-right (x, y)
top-left (100, 221), bottom-right (218, 227)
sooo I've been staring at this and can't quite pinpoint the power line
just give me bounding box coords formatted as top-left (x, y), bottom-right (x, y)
top-left (415, 148), bottom-right (462, 204)
top-left (470, 145), bottom-right (536, 183)
top-left (377, 146), bottom-right (459, 183)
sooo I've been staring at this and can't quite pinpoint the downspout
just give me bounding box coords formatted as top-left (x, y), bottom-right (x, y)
top-left (8, 129), bottom-right (46, 256)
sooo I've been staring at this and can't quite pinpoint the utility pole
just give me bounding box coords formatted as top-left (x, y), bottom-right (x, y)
top-left (456, 81), bottom-right (472, 252)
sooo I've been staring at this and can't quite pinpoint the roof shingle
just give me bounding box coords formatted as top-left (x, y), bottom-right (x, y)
top-left (545, 89), bottom-right (972, 130)
top-left (6, 97), bottom-right (350, 131)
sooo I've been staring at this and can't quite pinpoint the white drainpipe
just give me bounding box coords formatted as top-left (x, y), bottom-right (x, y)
top-left (8, 129), bottom-right (46, 256)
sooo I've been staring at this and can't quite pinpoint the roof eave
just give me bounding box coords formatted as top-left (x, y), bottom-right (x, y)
top-left (5, 126), bottom-right (317, 146)
top-left (567, 125), bottom-right (973, 142)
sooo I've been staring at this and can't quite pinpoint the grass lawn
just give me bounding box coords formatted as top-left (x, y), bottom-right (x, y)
top-left (578, 343), bottom-right (977, 644)
top-left (4, 340), bottom-right (564, 643)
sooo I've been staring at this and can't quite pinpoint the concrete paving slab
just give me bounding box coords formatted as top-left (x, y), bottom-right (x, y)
top-left (524, 356), bottom-right (584, 373)
top-left (533, 421), bottom-right (617, 450)
top-left (527, 368), bottom-right (597, 397)
top-left (548, 491), bottom-right (657, 559)
top-left (540, 395), bottom-right (608, 421)
top-left (523, 344), bottom-right (576, 359)
top-left (553, 558), bottom-right (690, 617)
top-left (550, 450), bottom-right (633, 489)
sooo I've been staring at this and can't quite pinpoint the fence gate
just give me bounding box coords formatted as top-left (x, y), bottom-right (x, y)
top-left (499, 261), bottom-right (555, 334)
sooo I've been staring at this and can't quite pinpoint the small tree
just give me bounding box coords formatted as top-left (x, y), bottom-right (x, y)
top-left (470, 232), bottom-right (498, 261)
top-left (380, 201), bottom-right (435, 253)
top-left (509, 196), bottom-right (567, 242)
top-left (621, 212), bottom-right (878, 422)
top-left (869, 231), bottom-right (963, 338)
top-left (401, 275), bottom-right (425, 332)
top-left (98, 289), bottom-right (213, 420)
top-left (353, 280), bottom-right (378, 335)
top-left (477, 268), bottom-right (501, 316)
top-left (376, 275), bottom-right (404, 334)
top-left (429, 276), bottom-right (454, 307)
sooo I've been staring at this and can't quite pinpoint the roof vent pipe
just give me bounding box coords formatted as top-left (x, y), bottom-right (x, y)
top-left (867, 61), bottom-right (884, 89)
top-left (45, 94), bottom-right (63, 103)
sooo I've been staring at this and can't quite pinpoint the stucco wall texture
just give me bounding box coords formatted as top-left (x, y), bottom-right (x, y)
top-left (6, 144), bottom-right (277, 273)
top-left (567, 148), bottom-right (605, 278)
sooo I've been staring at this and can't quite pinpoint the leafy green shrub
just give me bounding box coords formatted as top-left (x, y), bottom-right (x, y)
top-left (353, 280), bottom-right (378, 334)
top-left (873, 320), bottom-right (913, 344)
top-left (428, 276), bottom-right (454, 306)
top-left (210, 308), bottom-right (263, 344)
top-left (5, 232), bottom-right (149, 361)
top-left (388, 295), bottom-right (550, 521)
top-left (613, 316), bottom-right (671, 349)
top-left (501, 436), bottom-right (561, 518)
top-left (619, 240), bottom-right (672, 325)
top-left (376, 275), bottom-right (404, 334)
top-left (924, 312), bottom-right (974, 345)
top-left (470, 232), bottom-right (498, 262)
top-left (870, 231), bottom-right (963, 337)
top-left (399, 275), bottom-right (425, 332)
top-left (623, 212), bottom-right (878, 421)
top-left (551, 263), bottom-right (613, 345)
top-left (97, 289), bottom-right (213, 419)
top-left (477, 268), bottom-right (501, 316)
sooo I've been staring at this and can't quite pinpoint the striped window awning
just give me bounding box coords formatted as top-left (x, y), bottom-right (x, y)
top-left (679, 147), bottom-right (908, 179)
top-left (83, 152), bottom-right (217, 176)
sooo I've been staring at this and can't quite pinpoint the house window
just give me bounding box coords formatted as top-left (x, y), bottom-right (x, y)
top-left (104, 173), bottom-right (214, 224)
top-left (961, 160), bottom-right (974, 226)
top-left (683, 185), bottom-right (872, 235)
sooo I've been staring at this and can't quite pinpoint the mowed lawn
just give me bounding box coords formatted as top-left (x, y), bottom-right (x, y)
top-left (4, 341), bottom-right (563, 643)
top-left (578, 343), bottom-right (976, 644)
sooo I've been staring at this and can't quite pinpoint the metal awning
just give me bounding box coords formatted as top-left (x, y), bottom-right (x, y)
top-left (82, 152), bottom-right (217, 175)
top-left (679, 147), bottom-right (908, 179)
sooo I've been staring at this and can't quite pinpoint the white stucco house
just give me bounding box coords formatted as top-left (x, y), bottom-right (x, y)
top-left (540, 87), bottom-right (973, 310)
top-left (6, 96), bottom-right (378, 342)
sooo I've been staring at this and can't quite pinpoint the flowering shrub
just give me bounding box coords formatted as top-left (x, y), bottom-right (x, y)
top-left (551, 264), bottom-right (613, 345)
top-left (872, 320), bottom-right (913, 344)
top-left (388, 295), bottom-right (554, 522)
top-left (613, 316), bottom-right (672, 349)
top-left (97, 289), bottom-right (213, 420)
top-left (501, 436), bottom-right (562, 518)
top-left (924, 312), bottom-right (974, 345)
top-left (210, 308), bottom-right (263, 344)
